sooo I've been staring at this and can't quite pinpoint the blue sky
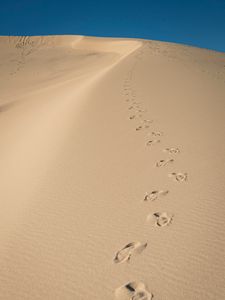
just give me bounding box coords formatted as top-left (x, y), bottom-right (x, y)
top-left (0, 0), bottom-right (225, 52)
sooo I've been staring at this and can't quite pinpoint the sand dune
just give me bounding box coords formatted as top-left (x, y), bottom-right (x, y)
top-left (0, 35), bottom-right (225, 299)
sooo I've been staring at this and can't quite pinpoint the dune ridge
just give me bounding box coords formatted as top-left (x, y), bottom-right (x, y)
top-left (0, 35), bottom-right (225, 299)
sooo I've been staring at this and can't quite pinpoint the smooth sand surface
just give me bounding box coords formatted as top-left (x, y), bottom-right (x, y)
top-left (0, 35), bottom-right (225, 299)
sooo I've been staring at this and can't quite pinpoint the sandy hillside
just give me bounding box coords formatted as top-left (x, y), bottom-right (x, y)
top-left (0, 35), bottom-right (225, 300)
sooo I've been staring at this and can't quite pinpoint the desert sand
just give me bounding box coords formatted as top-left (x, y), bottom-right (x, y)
top-left (0, 35), bottom-right (225, 299)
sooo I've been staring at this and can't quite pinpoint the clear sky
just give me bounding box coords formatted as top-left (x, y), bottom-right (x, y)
top-left (0, 0), bottom-right (225, 52)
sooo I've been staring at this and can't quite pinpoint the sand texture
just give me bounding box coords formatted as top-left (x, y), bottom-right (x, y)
top-left (0, 35), bottom-right (225, 299)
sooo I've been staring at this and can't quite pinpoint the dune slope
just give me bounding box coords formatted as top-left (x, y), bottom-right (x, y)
top-left (0, 35), bottom-right (225, 299)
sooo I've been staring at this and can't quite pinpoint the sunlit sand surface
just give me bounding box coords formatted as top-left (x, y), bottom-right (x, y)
top-left (0, 35), bottom-right (225, 299)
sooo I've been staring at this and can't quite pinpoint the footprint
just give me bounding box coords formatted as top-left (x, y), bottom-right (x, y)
top-left (163, 147), bottom-right (180, 154)
top-left (142, 119), bottom-right (153, 124)
top-left (151, 131), bottom-right (163, 137)
top-left (143, 124), bottom-right (151, 129)
top-left (113, 242), bottom-right (147, 264)
top-left (136, 124), bottom-right (151, 131)
top-left (147, 212), bottom-right (173, 227)
top-left (168, 172), bottom-right (187, 182)
top-left (115, 281), bottom-right (153, 300)
top-left (138, 109), bottom-right (147, 114)
top-left (144, 190), bottom-right (169, 202)
top-left (156, 159), bottom-right (174, 167)
top-left (128, 106), bottom-right (134, 110)
top-left (129, 115), bottom-right (136, 120)
top-left (146, 139), bottom-right (160, 146)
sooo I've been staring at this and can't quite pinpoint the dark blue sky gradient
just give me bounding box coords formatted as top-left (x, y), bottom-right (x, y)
top-left (0, 0), bottom-right (225, 52)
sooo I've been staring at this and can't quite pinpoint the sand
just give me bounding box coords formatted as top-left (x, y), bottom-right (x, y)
top-left (0, 35), bottom-right (225, 299)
